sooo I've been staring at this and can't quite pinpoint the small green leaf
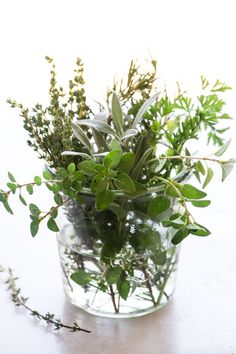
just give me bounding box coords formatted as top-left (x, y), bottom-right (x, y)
top-left (57, 168), bottom-right (67, 178)
top-left (78, 160), bottom-right (96, 176)
top-left (8, 172), bottom-right (16, 182)
top-left (118, 279), bottom-right (130, 300)
top-left (3, 200), bottom-right (13, 214)
top-left (30, 220), bottom-right (39, 237)
top-left (0, 192), bottom-right (6, 203)
top-left (67, 163), bottom-right (76, 174)
top-left (171, 228), bottom-right (190, 245)
top-left (51, 183), bottom-right (60, 193)
top-left (111, 138), bottom-right (122, 151)
top-left (96, 189), bottom-right (114, 210)
top-left (47, 218), bottom-right (59, 232)
top-left (91, 173), bottom-right (104, 193)
top-left (162, 220), bottom-right (185, 229)
top-left (214, 139), bottom-right (231, 157)
top-left (112, 92), bottom-right (123, 136)
top-left (19, 194), bottom-right (27, 206)
top-left (43, 170), bottom-right (52, 180)
top-left (96, 179), bottom-right (109, 193)
top-left (182, 184), bottom-right (207, 200)
top-left (29, 203), bottom-right (41, 216)
top-left (189, 223), bottom-right (211, 236)
top-left (103, 149), bottom-right (122, 169)
top-left (117, 152), bottom-right (135, 173)
top-left (126, 180), bottom-right (147, 197)
top-left (108, 203), bottom-right (126, 219)
top-left (114, 173), bottom-right (136, 193)
top-left (34, 176), bottom-right (42, 186)
top-left (7, 183), bottom-right (17, 193)
top-left (105, 266), bottom-right (122, 285)
top-left (165, 181), bottom-right (182, 198)
top-left (74, 171), bottom-right (85, 182)
top-left (26, 184), bottom-right (33, 195)
top-left (147, 196), bottom-right (170, 217)
top-left (203, 167), bottom-right (214, 189)
top-left (191, 200), bottom-right (211, 207)
top-left (195, 161), bottom-right (205, 175)
top-left (54, 193), bottom-right (63, 206)
top-left (155, 251), bottom-right (167, 265)
top-left (70, 270), bottom-right (91, 286)
top-left (50, 208), bottom-right (58, 219)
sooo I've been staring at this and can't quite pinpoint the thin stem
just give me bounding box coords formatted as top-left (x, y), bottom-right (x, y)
top-left (141, 265), bottom-right (156, 306)
top-left (0, 266), bottom-right (90, 333)
top-left (109, 285), bottom-right (119, 313)
top-left (39, 197), bottom-right (71, 222)
top-left (156, 248), bottom-right (176, 306)
top-left (159, 155), bottom-right (225, 163)
top-left (156, 176), bottom-right (194, 223)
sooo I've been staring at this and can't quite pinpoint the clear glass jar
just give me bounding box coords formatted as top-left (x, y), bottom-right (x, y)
top-left (57, 193), bottom-right (180, 318)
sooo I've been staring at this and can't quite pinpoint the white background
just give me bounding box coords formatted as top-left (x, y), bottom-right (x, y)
top-left (0, 1), bottom-right (236, 353)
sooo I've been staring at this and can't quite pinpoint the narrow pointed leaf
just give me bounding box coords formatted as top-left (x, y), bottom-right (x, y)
top-left (76, 119), bottom-right (117, 137)
top-left (8, 172), bottom-right (16, 182)
top-left (131, 147), bottom-right (153, 180)
top-left (203, 167), bottom-right (214, 188)
top-left (132, 92), bottom-right (160, 128)
top-left (214, 139), bottom-right (231, 157)
top-left (91, 128), bottom-right (108, 151)
top-left (112, 93), bottom-right (123, 136)
top-left (220, 159), bottom-right (236, 182)
top-left (61, 151), bottom-right (92, 160)
top-left (72, 122), bottom-right (92, 152)
top-left (30, 221), bottom-right (39, 237)
top-left (120, 128), bottom-right (138, 140)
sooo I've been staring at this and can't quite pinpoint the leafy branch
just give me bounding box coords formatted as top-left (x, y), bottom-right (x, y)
top-left (0, 266), bottom-right (91, 333)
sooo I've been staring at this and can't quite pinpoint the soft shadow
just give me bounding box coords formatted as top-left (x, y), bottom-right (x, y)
top-left (58, 297), bottom-right (178, 354)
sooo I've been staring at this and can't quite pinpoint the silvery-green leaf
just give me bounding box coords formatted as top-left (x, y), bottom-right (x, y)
top-left (219, 159), bottom-right (236, 182)
top-left (132, 92), bottom-right (160, 128)
top-left (112, 93), bottom-right (123, 136)
top-left (61, 151), bottom-right (93, 160)
top-left (93, 152), bottom-right (109, 157)
top-left (72, 122), bottom-right (92, 152)
top-left (76, 119), bottom-right (117, 137)
top-left (120, 128), bottom-right (138, 140)
top-left (131, 147), bottom-right (153, 180)
top-left (203, 167), bottom-right (214, 188)
top-left (214, 139), bottom-right (231, 157)
top-left (91, 128), bottom-right (108, 152)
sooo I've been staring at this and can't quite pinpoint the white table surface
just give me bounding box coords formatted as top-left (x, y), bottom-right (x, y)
top-left (0, 173), bottom-right (236, 354)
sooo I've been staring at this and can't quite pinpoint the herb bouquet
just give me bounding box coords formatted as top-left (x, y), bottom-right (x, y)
top-left (1, 58), bottom-right (234, 318)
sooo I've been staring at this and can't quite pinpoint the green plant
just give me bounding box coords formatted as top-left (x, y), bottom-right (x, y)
top-left (0, 57), bottom-right (235, 315)
top-left (0, 266), bottom-right (90, 333)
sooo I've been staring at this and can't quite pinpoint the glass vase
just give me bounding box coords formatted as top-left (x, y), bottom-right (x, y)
top-left (57, 193), bottom-right (180, 318)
